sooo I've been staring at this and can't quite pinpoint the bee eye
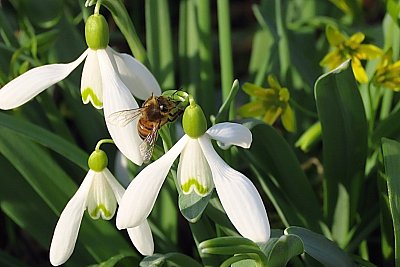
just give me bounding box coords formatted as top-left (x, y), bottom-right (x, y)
top-left (160, 105), bottom-right (165, 111)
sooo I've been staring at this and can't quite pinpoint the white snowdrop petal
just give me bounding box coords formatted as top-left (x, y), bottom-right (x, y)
top-left (127, 220), bottom-right (154, 256)
top-left (49, 171), bottom-right (94, 266)
top-left (206, 122), bottom-right (252, 149)
top-left (116, 135), bottom-right (189, 229)
top-left (178, 138), bottom-right (213, 196)
top-left (81, 49), bottom-right (103, 108)
top-left (110, 47), bottom-right (161, 100)
top-left (97, 49), bottom-right (144, 165)
top-left (86, 171), bottom-right (117, 220)
top-left (198, 136), bottom-right (270, 243)
top-left (0, 50), bottom-right (88, 110)
top-left (102, 168), bottom-right (125, 203)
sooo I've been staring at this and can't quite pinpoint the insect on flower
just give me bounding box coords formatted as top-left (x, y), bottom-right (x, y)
top-left (108, 91), bottom-right (189, 163)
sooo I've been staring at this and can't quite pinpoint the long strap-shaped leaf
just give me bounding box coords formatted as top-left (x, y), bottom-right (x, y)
top-left (381, 138), bottom-right (400, 267)
top-left (315, 60), bottom-right (368, 246)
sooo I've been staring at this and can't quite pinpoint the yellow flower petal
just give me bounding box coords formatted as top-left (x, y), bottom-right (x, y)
top-left (356, 44), bottom-right (382, 60)
top-left (238, 101), bottom-right (266, 118)
top-left (242, 83), bottom-right (271, 98)
top-left (263, 106), bottom-right (282, 125)
top-left (351, 58), bottom-right (368, 83)
top-left (348, 32), bottom-right (365, 45)
top-left (320, 50), bottom-right (348, 70)
top-left (267, 74), bottom-right (281, 90)
top-left (326, 25), bottom-right (346, 46)
top-left (281, 105), bottom-right (296, 132)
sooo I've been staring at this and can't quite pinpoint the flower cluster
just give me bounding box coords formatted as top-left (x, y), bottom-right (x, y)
top-left (116, 100), bottom-right (270, 243)
top-left (50, 143), bottom-right (153, 266)
top-left (373, 49), bottom-right (400, 91)
top-left (320, 25), bottom-right (382, 83)
top-left (0, 7), bottom-right (271, 267)
top-left (321, 25), bottom-right (400, 90)
top-left (238, 75), bottom-right (296, 132)
top-left (0, 14), bottom-right (161, 166)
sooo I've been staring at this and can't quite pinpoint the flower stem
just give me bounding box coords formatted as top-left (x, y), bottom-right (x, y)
top-left (366, 81), bottom-right (381, 136)
top-left (94, 0), bottom-right (102, 14)
top-left (95, 139), bottom-right (114, 151)
top-left (197, 0), bottom-right (215, 116)
top-left (101, 0), bottom-right (148, 65)
top-left (217, 0), bottom-right (234, 120)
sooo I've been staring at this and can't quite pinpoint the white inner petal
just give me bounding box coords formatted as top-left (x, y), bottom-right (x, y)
top-left (80, 49), bottom-right (103, 108)
top-left (86, 171), bottom-right (117, 220)
top-left (178, 138), bottom-right (213, 196)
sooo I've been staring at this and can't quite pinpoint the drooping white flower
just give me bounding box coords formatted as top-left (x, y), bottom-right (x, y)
top-left (50, 149), bottom-right (154, 266)
top-left (116, 101), bottom-right (270, 243)
top-left (0, 14), bottom-right (161, 166)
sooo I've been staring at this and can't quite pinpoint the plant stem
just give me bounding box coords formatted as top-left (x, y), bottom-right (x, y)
top-left (95, 139), bottom-right (114, 151)
top-left (217, 0), bottom-right (234, 120)
top-left (197, 0), bottom-right (215, 116)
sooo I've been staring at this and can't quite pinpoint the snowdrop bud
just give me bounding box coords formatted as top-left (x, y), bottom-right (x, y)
top-left (85, 14), bottom-right (109, 50)
top-left (88, 150), bottom-right (108, 171)
top-left (183, 99), bottom-right (207, 138)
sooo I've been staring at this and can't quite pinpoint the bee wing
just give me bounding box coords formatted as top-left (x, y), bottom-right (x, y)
top-left (107, 108), bottom-right (143, 127)
top-left (139, 124), bottom-right (159, 163)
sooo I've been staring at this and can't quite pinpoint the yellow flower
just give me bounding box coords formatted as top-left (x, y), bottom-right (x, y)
top-left (320, 25), bottom-right (382, 83)
top-left (373, 49), bottom-right (400, 91)
top-left (238, 75), bottom-right (296, 132)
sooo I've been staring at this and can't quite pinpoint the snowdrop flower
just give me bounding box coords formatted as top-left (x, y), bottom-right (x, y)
top-left (116, 99), bottom-right (270, 243)
top-left (0, 14), bottom-right (161, 165)
top-left (50, 143), bottom-right (154, 266)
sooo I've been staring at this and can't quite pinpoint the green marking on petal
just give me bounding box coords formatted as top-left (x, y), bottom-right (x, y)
top-left (89, 203), bottom-right (113, 220)
top-left (181, 178), bottom-right (209, 196)
top-left (82, 87), bottom-right (103, 109)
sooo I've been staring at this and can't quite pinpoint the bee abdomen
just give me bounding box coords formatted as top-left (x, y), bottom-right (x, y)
top-left (138, 118), bottom-right (156, 139)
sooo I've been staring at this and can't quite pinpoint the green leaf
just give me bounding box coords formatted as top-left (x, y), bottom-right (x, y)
top-left (87, 254), bottom-right (139, 267)
top-left (0, 113), bottom-right (87, 169)
top-left (245, 123), bottom-right (323, 232)
top-left (145, 0), bottom-right (175, 89)
top-left (264, 234), bottom-right (304, 267)
top-left (199, 236), bottom-right (267, 266)
top-left (178, 0), bottom-right (200, 99)
top-left (285, 226), bottom-right (353, 267)
top-left (140, 253), bottom-right (202, 267)
top-left (381, 138), bottom-right (400, 267)
top-left (295, 121), bottom-right (321, 152)
top-left (215, 79), bottom-right (240, 123)
top-left (0, 250), bottom-right (29, 267)
top-left (372, 107), bottom-right (400, 145)
top-left (178, 191), bottom-right (212, 223)
top-left (314, 60), bottom-right (368, 243)
top-left (387, 0), bottom-right (400, 26)
top-left (100, 0), bottom-right (148, 64)
top-left (0, 128), bottom-right (135, 263)
top-left (0, 156), bottom-right (94, 266)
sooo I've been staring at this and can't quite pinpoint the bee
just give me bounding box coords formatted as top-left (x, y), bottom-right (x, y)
top-left (108, 93), bottom-right (187, 163)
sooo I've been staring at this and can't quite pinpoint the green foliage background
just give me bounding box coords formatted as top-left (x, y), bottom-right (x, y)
top-left (1, 0), bottom-right (400, 266)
